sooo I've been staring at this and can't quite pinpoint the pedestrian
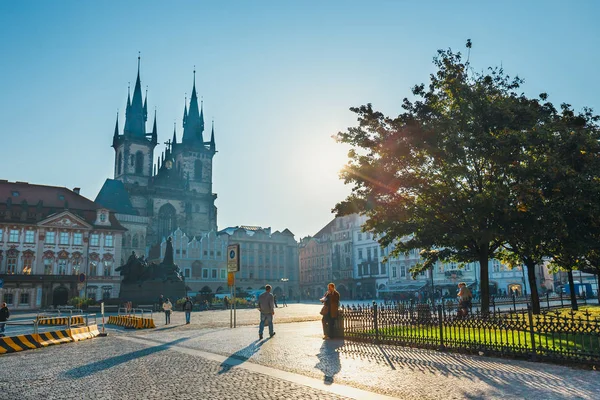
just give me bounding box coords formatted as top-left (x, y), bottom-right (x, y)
top-left (258, 284), bottom-right (275, 340)
top-left (0, 302), bottom-right (9, 337)
top-left (158, 294), bottom-right (165, 312)
top-left (457, 282), bottom-right (472, 318)
top-left (274, 294), bottom-right (278, 308)
top-left (224, 296), bottom-right (230, 310)
top-left (183, 296), bottom-right (193, 324)
top-left (320, 282), bottom-right (340, 340)
top-left (281, 294), bottom-right (288, 307)
top-left (163, 298), bottom-right (173, 325)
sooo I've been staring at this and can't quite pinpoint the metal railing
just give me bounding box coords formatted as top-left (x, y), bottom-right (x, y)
top-left (117, 307), bottom-right (153, 321)
top-left (339, 301), bottom-right (600, 366)
top-left (1, 313), bottom-right (98, 337)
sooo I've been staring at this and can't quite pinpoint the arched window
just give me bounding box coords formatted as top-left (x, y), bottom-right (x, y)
top-left (135, 151), bottom-right (144, 174)
top-left (158, 203), bottom-right (177, 241)
top-left (132, 234), bottom-right (139, 248)
top-left (194, 160), bottom-right (203, 181)
top-left (117, 152), bottom-right (122, 175)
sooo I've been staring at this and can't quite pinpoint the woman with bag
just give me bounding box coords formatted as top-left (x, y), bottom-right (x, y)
top-left (320, 283), bottom-right (340, 339)
top-left (163, 298), bottom-right (173, 325)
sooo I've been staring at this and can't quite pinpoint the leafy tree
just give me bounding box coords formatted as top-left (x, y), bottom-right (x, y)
top-left (335, 43), bottom-right (546, 313)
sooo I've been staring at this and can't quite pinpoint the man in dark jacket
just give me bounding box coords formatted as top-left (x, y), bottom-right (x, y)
top-left (183, 297), bottom-right (193, 324)
top-left (0, 302), bottom-right (9, 337)
top-left (321, 283), bottom-right (340, 339)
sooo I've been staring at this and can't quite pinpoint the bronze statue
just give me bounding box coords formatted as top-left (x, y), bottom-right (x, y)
top-left (115, 237), bottom-right (182, 284)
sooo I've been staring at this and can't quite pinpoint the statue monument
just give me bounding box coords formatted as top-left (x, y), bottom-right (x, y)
top-left (116, 237), bottom-right (186, 305)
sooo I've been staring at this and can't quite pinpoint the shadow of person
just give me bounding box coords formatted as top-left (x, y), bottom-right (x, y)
top-left (315, 339), bottom-right (345, 385)
top-left (218, 339), bottom-right (267, 374)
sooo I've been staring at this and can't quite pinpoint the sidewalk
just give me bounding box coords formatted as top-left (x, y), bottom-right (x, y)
top-left (129, 315), bottom-right (600, 400)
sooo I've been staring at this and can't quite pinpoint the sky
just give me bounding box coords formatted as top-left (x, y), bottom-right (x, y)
top-left (1, 1), bottom-right (599, 239)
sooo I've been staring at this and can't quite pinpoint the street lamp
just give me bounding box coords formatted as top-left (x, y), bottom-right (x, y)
top-left (281, 278), bottom-right (289, 298)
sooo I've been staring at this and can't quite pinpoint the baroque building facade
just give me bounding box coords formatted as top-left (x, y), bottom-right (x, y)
top-left (0, 181), bottom-right (125, 309)
top-left (96, 60), bottom-right (218, 259)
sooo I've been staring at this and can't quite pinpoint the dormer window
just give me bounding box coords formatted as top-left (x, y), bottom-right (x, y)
top-left (100, 213), bottom-right (107, 222)
top-left (11, 191), bottom-right (19, 197)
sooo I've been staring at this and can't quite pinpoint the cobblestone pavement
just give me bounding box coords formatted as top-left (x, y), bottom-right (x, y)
top-left (1, 305), bottom-right (599, 399)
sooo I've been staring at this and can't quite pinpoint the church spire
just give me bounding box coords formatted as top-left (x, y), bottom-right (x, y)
top-left (124, 53), bottom-right (146, 137)
top-left (112, 112), bottom-right (120, 148)
top-left (143, 86), bottom-right (148, 122)
top-left (182, 68), bottom-right (204, 145)
top-left (151, 110), bottom-right (158, 145)
top-left (209, 119), bottom-right (216, 152)
top-left (172, 123), bottom-right (177, 145)
top-left (182, 95), bottom-right (188, 128)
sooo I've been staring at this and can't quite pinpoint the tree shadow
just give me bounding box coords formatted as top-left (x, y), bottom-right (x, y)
top-left (337, 341), bottom-right (598, 398)
top-left (315, 339), bottom-right (345, 385)
top-left (217, 338), bottom-right (269, 374)
top-left (63, 337), bottom-right (191, 379)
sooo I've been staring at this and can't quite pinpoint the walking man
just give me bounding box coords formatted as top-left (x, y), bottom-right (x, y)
top-left (320, 283), bottom-right (340, 339)
top-left (0, 302), bottom-right (9, 337)
top-left (163, 298), bottom-right (173, 325)
top-left (258, 284), bottom-right (275, 340)
top-left (183, 296), bottom-right (193, 324)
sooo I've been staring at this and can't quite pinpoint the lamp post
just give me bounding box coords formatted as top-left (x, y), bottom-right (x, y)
top-left (281, 278), bottom-right (289, 298)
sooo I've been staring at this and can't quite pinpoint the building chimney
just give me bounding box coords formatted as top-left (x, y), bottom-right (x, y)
top-left (73, 187), bottom-right (81, 194)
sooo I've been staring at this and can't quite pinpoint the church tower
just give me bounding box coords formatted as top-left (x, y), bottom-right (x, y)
top-left (112, 56), bottom-right (157, 187)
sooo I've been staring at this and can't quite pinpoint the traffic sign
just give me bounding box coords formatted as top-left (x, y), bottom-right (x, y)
top-left (78, 273), bottom-right (86, 283)
top-left (0, 279), bottom-right (4, 288)
top-left (227, 272), bottom-right (235, 287)
top-left (227, 244), bottom-right (240, 272)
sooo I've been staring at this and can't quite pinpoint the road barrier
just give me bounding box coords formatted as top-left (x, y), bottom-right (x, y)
top-left (0, 334), bottom-right (42, 354)
top-left (36, 330), bottom-right (73, 347)
top-left (107, 315), bottom-right (155, 329)
top-left (37, 316), bottom-right (85, 326)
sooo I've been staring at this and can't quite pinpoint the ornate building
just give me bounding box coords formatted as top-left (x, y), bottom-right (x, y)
top-left (96, 59), bottom-right (218, 256)
top-left (0, 181), bottom-right (125, 309)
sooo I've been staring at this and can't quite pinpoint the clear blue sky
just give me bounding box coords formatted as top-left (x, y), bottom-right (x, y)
top-left (1, 1), bottom-right (599, 238)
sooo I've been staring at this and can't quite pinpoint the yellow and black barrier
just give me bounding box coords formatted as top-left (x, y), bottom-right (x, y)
top-left (37, 316), bottom-right (85, 326)
top-left (0, 334), bottom-right (41, 354)
top-left (88, 324), bottom-right (100, 337)
top-left (36, 330), bottom-right (73, 347)
top-left (107, 315), bottom-right (155, 329)
top-left (68, 326), bottom-right (92, 342)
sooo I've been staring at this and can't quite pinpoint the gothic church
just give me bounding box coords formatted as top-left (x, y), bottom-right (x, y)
top-left (96, 59), bottom-right (218, 257)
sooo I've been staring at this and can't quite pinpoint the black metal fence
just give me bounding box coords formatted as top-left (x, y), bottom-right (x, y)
top-left (338, 302), bottom-right (600, 366)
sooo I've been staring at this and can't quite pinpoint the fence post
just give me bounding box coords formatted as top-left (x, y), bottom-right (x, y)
top-left (560, 291), bottom-right (564, 307)
top-left (85, 314), bottom-right (89, 327)
top-left (373, 301), bottom-right (379, 344)
top-left (437, 304), bottom-right (444, 350)
top-left (512, 293), bottom-right (517, 312)
top-left (34, 319), bottom-right (38, 335)
top-left (546, 291), bottom-right (550, 311)
top-left (526, 305), bottom-right (537, 361)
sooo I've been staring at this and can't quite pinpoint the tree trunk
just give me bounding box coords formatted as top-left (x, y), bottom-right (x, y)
top-left (479, 251), bottom-right (490, 315)
top-left (524, 259), bottom-right (540, 314)
top-left (567, 270), bottom-right (578, 311)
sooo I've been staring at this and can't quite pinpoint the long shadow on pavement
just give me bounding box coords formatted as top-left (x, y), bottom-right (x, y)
top-left (63, 336), bottom-right (191, 379)
top-left (315, 339), bottom-right (345, 385)
top-left (217, 338), bottom-right (269, 374)
top-left (337, 341), bottom-right (598, 399)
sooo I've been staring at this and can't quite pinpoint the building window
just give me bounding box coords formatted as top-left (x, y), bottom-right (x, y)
top-left (87, 287), bottom-right (98, 300)
top-left (392, 266), bottom-right (397, 278)
top-left (102, 286), bottom-right (112, 300)
top-left (358, 233), bottom-right (362, 241)
top-left (135, 151), bottom-right (144, 174)
top-left (400, 265), bottom-right (406, 278)
top-left (58, 259), bottom-right (67, 275)
top-left (194, 160), bottom-right (203, 181)
top-left (367, 248), bottom-right (372, 260)
top-left (20, 292), bottom-right (30, 305)
top-left (60, 232), bottom-right (69, 245)
top-left (103, 261), bottom-right (113, 276)
top-left (89, 262), bottom-right (97, 276)
top-left (105, 235), bottom-right (113, 247)
top-left (184, 269), bottom-right (190, 278)
top-left (7, 256), bottom-right (17, 274)
top-left (46, 231), bottom-right (55, 244)
top-left (25, 230), bottom-right (35, 243)
top-left (220, 269), bottom-right (226, 279)
top-left (132, 234), bottom-right (138, 248)
top-left (9, 229), bottom-right (19, 242)
top-left (202, 269), bottom-right (208, 279)
top-left (44, 259), bottom-right (53, 275)
top-left (74, 233), bottom-right (82, 246)
top-left (3, 293), bottom-right (14, 305)
top-left (380, 262), bottom-right (387, 275)
top-left (72, 259), bottom-right (81, 275)
top-left (0, 228), bottom-right (3, 241)
top-left (358, 249), bottom-right (363, 260)
top-left (117, 152), bottom-right (122, 175)
top-left (90, 234), bottom-right (99, 246)
top-left (157, 203), bottom-right (176, 242)
top-left (211, 269), bottom-right (217, 279)
top-left (22, 253), bottom-right (33, 275)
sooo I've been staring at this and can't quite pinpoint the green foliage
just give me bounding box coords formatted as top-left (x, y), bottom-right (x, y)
top-left (334, 40), bottom-right (600, 314)
top-left (67, 297), bottom-right (96, 307)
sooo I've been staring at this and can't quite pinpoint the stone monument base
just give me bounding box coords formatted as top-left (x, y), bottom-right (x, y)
top-left (119, 280), bottom-right (187, 305)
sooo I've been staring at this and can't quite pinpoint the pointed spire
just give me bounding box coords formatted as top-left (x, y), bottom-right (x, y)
top-left (172, 122), bottom-right (177, 145)
top-left (209, 119), bottom-right (216, 152)
top-left (182, 95), bottom-right (188, 128)
top-left (143, 86), bottom-right (148, 122)
top-left (112, 112), bottom-right (120, 148)
top-left (151, 109), bottom-right (158, 145)
top-left (124, 53), bottom-right (146, 137)
top-left (182, 68), bottom-right (204, 145)
top-left (200, 99), bottom-right (205, 134)
top-left (127, 83), bottom-right (131, 108)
